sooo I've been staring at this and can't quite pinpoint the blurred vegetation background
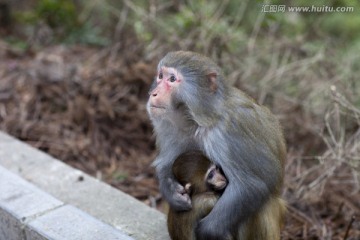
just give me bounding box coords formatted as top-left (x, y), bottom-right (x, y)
top-left (0, 0), bottom-right (359, 239)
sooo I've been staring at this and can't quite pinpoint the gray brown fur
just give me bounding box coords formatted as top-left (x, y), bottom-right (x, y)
top-left (147, 51), bottom-right (286, 240)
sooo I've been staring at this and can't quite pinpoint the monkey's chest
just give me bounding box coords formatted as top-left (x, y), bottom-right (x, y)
top-left (198, 127), bottom-right (229, 164)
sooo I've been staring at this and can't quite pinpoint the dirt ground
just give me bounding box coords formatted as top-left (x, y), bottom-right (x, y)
top-left (0, 42), bottom-right (359, 239)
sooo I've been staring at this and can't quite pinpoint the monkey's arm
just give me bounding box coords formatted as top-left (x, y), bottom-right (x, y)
top-left (196, 177), bottom-right (270, 240)
top-left (155, 155), bottom-right (192, 211)
top-left (197, 156), bottom-right (280, 240)
top-left (197, 105), bottom-right (283, 239)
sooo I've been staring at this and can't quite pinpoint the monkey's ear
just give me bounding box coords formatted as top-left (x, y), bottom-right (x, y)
top-left (207, 72), bottom-right (218, 93)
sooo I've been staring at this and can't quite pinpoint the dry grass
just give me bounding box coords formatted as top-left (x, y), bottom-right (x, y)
top-left (283, 88), bottom-right (360, 239)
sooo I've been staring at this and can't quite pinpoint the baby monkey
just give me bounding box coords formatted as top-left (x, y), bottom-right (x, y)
top-left (167, 151), bottom-right (227, 240)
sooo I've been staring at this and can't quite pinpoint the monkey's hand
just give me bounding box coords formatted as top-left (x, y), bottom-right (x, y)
top-left (196, 218), bottom-right (231, 240)
top-left (184, 183), bottom-right (192, 193)
top-left (162, 178), bottom-right (192, 211)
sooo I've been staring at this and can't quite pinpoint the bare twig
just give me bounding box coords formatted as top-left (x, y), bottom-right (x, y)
top-left (343, 215), bottom-right (355, 240)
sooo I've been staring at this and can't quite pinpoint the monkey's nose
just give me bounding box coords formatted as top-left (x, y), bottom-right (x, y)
top-left (152, 92), bottom-right (158, 97)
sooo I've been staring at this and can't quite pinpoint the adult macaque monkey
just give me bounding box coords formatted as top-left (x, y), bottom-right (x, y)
top-left (167, 151), bottom-right (227, 240)
top-left (147, 51), bottom-right (286, 239)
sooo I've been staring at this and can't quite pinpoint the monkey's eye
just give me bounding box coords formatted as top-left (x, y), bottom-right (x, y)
top-left (169, 75), bottom-right (176, 82)
top-left (207, 169), bottom-right (214, 179)
top-left (159, 72), bottom-right (163, 79)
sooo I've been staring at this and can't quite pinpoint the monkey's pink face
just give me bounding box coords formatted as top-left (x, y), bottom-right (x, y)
top-left (147, 67), bottom-right (182, 117)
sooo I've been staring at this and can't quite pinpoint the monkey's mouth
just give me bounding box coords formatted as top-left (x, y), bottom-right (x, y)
top-left (150, 105), bottom-right (166, 110)
top-left (149, 105), bottom-right (166, 116)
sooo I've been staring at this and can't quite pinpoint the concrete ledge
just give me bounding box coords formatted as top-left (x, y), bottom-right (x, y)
top-left (0, 165), bottom-right (63, 240)
top-left (0, 132), bottom-right (169, 240)
top-left (26, 205), bottom-right (133, 240)
top-left (0, 166), bottom-right (133, 240)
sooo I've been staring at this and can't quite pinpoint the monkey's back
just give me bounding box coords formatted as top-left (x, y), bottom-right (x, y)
top-left (226, 88), bottom-right (286, 191)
